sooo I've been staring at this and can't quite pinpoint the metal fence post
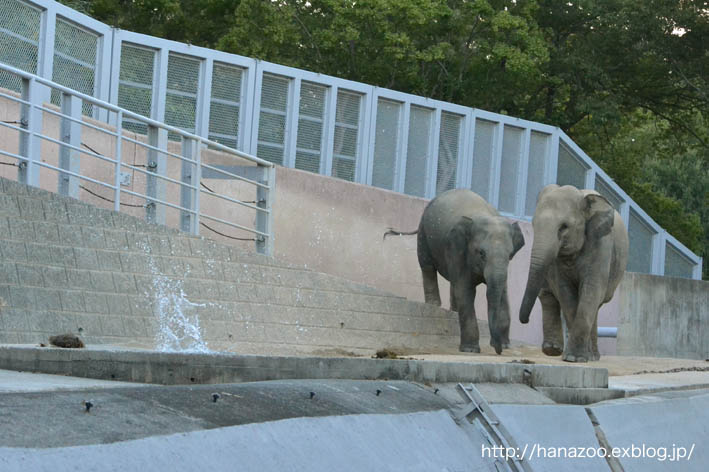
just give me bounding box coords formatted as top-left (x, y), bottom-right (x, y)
top-left (113, 110), bottom-right (123, 212)
top-left (180, 137), bottom-right (197, 232)
top-left (146, 124), bottom-right (167, 224)
top-left (517, 128), bottom-right (532, 215)
top-left (256, 165), bottom-right (275, 256)
top-left (489, 121), bottom-right (504, 206)
top-left (58, 92), bottom-right (82, 198)
top-left (546, 130), bottom-right (560, 185)
top-left (18, 77), bottom-right (42, 187)
top-left (426, 108), bottom-right (442, 199)
top-left (192, 140), bottom-right (202, 235)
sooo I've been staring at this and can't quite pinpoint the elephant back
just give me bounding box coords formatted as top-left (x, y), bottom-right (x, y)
top-left (421, 189), bottom-right (498, 261)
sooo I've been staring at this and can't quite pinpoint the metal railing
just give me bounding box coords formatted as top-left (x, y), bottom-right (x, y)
top-left (0, 61), bottom-right (275, 255)
top-left (0, 0), bottom-right (701, 278)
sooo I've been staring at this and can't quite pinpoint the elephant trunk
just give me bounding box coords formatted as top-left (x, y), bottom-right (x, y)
top-left (519, 234), bottom-right (558, 324)
top-left (485, 264), bottom-right (509, 355)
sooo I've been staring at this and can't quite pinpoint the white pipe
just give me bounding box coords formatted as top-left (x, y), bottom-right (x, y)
top-left (597, 327), bottom-right (617, 338)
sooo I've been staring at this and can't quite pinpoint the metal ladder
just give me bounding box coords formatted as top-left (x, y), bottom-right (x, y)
top-left (455, 383), bottom-right (533, 472)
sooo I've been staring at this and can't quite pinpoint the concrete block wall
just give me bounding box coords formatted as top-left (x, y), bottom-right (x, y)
top-left (617, 272), bottom-right (708, 360)
top-left (0, 176), bottom-right (468, 355)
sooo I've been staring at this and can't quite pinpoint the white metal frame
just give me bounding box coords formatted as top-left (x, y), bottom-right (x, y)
top-left (0, 0), bottom-right (701, 278)
top-left (0, 61), bottom-right (276, 255)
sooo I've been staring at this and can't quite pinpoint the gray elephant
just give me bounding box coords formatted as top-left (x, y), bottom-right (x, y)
top-left (386, 189), bottom-right (525, 354)
top-left (519, 184), bottom-right (629, 362)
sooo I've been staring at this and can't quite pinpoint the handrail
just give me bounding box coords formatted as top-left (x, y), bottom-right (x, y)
top-left (0, 61), bottom-right (276, 256)
top-left (1, 62), bottom-right (275, 168)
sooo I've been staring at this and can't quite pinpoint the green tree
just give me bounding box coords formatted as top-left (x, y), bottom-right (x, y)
top-left (60, 0), bottom-right (708, 276)
top-left (218, 0), bottom-right (549, 115)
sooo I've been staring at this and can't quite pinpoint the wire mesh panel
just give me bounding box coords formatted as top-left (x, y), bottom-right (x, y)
top-left (117, 43), bottom-right (155, 134)
top-left (594, 175), bottom-right (624, 211)
top-left (52, 17), bottom-right (99, 115)
top-left (627, 209), bottom-right (655, 273)
top-left (498, 125), bottom-right (523, 213)
top-left (436, 112), bottom-right (462, 195)
top-left (664, 242), bottom-right (695, 279)
top-left (371, 98), bottom-right (401, 190)
top-left (257, 73), bottom-right (290, 165)
top-left (557, 143), bottom-right (588, 189)
top-left (0, 0), bottom-right (40, 91)
top-left (404, 105), bottom-right (433, 197)
top-left (525, 131), bottom-right (549, 216)
top-left (208, 62), bottom-right (243, 149)
top-left (471, 119), bottom-right (496, 200)
top-left (165, 53), bottom-right (200, 140)
top-left (332, 89), bottom-right (362, 182)
top-left (295, 81), bottom-right (327, 173)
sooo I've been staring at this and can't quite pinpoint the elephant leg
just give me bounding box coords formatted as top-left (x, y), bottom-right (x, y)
top-left (421, 268), bottom-right (441, 306)
top-left (553, 284), bottom-right (587, 362)
top-left (449, 284), bottom-right (458, 312)
top-left (418, 228), bottom-right (441, 306)
top-left (563, 281), bottom-right (604, 363)
top-left (453, 279), bottom-right (479, 353)
top-left (590, 312), bottom-right (600, 361)
top-left (539, 289), bottom-right (563, 356)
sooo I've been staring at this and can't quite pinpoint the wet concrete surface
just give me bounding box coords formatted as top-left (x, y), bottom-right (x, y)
top-left (0, 378), bottom-right (450, 448)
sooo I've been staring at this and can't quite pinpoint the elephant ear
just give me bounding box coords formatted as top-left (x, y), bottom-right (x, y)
top-left (583, 194), bottom-right (614, 240)
top-left (509, 221), bottom-right (525, 259)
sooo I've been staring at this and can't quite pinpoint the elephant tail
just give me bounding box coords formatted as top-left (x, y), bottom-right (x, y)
top-left (383, 228), bottom-right (419, 240)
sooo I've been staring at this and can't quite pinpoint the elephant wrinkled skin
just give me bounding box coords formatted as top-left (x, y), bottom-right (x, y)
top-left (386, 189), bottom-right (525, 354)
top-left (519, 184), bottom-right (629, 362)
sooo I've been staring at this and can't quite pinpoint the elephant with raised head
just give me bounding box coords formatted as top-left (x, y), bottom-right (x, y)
top-left (519, 184), bottom-right (629, 362)
top-left (386, 189), bottom-right (525, 354)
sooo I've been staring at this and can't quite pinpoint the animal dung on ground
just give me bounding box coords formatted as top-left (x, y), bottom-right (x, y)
top-left (49, 333), bottom-right (85, 349)
top-left (374, 349), bottom-right (399, 359)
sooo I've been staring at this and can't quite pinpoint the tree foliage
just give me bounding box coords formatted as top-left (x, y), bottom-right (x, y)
top-left (64, 0), bottom-right (709, 277)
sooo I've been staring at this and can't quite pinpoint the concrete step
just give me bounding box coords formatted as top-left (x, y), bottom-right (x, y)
top-left (0, 176), bottom-right (471, 355)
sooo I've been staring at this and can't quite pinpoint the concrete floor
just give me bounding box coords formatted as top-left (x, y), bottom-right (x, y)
top-left (1, 345), bottom-right (707, 471)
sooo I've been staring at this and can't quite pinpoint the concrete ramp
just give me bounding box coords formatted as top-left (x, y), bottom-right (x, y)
top-left (493, 404), bottom-right (607, 471)
top-left (590, 391), bottom-right (709, 471)
top-left (0, 410), bottom-right (497, 472)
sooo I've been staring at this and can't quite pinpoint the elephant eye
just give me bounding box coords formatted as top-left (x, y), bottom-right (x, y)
top-left (558, 223), bottom-right (568, 239)
top-left (477, 248), bottom-right (486, 259)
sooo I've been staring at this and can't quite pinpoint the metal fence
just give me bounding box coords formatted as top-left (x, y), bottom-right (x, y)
top-left (0, 61), bottom-right (275, 255)
top-left (0, 0), bottom-right (702, 278)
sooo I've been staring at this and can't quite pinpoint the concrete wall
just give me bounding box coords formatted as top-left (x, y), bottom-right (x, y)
top-left (270, 166), bottom-right (621, 354)
top-left (0, 91), bottom-right (623, 352)
top-left (0, 176), bottom-right (465, 355)
top-left (0, 92), bottom-right (262, 243)
top-left (617, 272), bottom-right (708, 360)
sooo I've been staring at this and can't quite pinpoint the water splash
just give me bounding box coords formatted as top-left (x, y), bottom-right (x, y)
top-left (144, 246), bottom-right (212, 353)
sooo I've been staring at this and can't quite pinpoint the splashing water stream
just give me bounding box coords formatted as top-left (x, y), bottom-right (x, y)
top-left (145, 246), bottom-right (212, 353)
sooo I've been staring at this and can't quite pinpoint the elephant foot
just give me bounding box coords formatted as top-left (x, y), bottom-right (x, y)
top-left (459, 344), bottom-right (481, 353)
top-left (562, 352), bottom-right (588, 363)
top-left (591, 351), bottom-right (601, 361)
top-left (489, 339), bottom-right (507, 355)
top-left (424, 295), bottom-right (442, 307)
top-left (542, 341), bottom-right (563, 356)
